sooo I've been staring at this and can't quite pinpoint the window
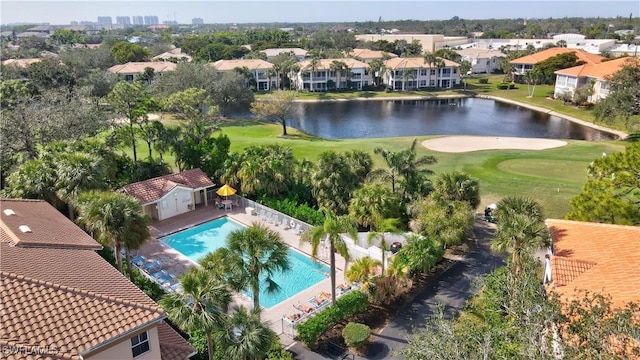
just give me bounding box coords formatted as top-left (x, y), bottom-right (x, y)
top-left (420, 69), bottom-right (427, 76)
top-left (131, 332), bottom-right (150, 358)
top-left (430, 69), bottom-right (436, 75)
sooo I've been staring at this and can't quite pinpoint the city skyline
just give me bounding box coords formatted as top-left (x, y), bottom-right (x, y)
top-left (1, 1), bottom-right (638, 26)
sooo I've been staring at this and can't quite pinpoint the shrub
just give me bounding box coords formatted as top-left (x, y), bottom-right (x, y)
top-left (496, 83), bottom-right (509, 90)
top-left (342, 323), bottom-right (371, 348)
top-left (508, 82), bottom-right (516, 89)
top-left (579, 101), bottom-right (594, 109)
top-left (386, 87), bottom-right (394, 93)
top-left (478, 78), bottom-right (489, 84)
top-left (259, 197), bottom-right (324, 226)
top-left (296, 291), bottom-right (369, 349)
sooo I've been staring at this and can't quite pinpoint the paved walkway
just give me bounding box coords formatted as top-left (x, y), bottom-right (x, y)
top-left (288, 217), bottom-right (504, 359)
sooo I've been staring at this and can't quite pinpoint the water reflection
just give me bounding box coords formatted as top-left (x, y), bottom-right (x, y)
top-left (286, 98), bottom-right (614, 140)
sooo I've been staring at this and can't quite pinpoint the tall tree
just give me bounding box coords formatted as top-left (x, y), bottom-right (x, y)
top-left (55, 152), bottom-right (107, 219)
top-left (160, 268), bottom-right (232, 360)
top-left (433, 170), bottom-right (481, 209)
top-left (593, 58), bottom-right (640, 133)
top-left (74, 191), bottom-right (149, 273)
top-left (107, 81), bottom-right (154, 163)
top-left (369, 139), bottom-right (437, 201)
top-left (409, 197), bottom-right (475, 248)
top-left (491, 196), bottom-right (550, 274)
top-left (217, 222), bottom-right (290, 312)
top-left (348, 183), bottom-right (401, 230)
top-left (567, 142), bottom-right (640, 225)
top-left (211, 72), bottom-right (254, 117)
top-left (215, 306), bottom-right (273, 360)
top-left (250, 90), bottom-right (297, 136)
top-left (302, 211), bottom-right (357, 305)
top-left (110, 41), bottom-right (151, 64)
top-left (310, 151), bottom-right (363, 215)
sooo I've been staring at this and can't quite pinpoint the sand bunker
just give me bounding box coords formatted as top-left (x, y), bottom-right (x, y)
top-left (422, 136), bottom-right (567, 153)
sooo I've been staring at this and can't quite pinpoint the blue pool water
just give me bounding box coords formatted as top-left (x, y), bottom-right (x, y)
top-left (161, 217), bottom-right (330, 308)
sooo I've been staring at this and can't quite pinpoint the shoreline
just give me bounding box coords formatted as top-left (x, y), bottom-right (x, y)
top-left (292, 93), bottom-right (627, 140)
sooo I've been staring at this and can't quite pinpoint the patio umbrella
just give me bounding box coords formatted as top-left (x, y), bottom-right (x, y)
top-left (216, 184), bottom-right (237, 198)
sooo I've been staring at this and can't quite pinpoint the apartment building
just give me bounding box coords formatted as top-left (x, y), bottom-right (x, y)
top-left (294, 58), bottom-right (373, 91)
top-left (383, 57), bottom-right (461, 90)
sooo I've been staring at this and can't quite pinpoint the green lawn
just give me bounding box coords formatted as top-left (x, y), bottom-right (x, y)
top-left (215, 121), bottom-right (625, 219)
top-left (127, 80), bottom-right (631, 220)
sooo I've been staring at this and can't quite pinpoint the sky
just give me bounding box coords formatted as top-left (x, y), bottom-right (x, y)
top-left (1, 0), bottom-right (638, 25)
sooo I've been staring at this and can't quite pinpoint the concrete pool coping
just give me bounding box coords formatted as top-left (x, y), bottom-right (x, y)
top-left (138, 204), bottom-right (347, 343)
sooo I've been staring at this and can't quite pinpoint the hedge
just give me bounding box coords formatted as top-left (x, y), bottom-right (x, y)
top-left (296, 291), bottom-right (369, 349)
top-left (259, 197), bottom-right (325, 226)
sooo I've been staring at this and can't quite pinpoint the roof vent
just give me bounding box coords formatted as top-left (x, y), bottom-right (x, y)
top-left (3, 209), bottom-right (16, 216)
top-left (19, 225), bottom-right (32, 233)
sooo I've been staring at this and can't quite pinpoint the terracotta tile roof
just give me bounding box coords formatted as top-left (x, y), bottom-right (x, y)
top-left (108, 61), bottom-right (177, 74)
top-left (298, 57), bottom-right (369, 70)
top-left (554, 56), bottom-right (639, 80)
top-left (263, 48), bottom-right (307, 57)
top-left (384, 57), bottom-right (460, 69)
top-left (158, 322), bottom-right (197, 360)
top-left (510, 48), bottom-right (604, 65)
top-left (0, 199), bottom-right (100, 250)
top-left (551, 256), bottom-right (596, 286)
top-left (212, 59), bottom-right (274, 71)
top-left (0, 200), bottom-right (193, 359)
top-left (121, 168), bottom-right (214, 204)
top-left (2, 58), bottom-right (42, 67)
top-left (546, 219), bottom-right (640, 308)
top-left (348, 48), bottom-right (398, 60)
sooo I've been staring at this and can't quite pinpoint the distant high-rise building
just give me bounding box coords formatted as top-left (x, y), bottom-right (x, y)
top-left (192, 18), bottom-right (204, 25)
top-left (116, 16), bottom-right (131, 25)
top-left (97, 16), bottom-right (112, 25)
top-left (163, 20), bottom-right (178, 26)
top-left (132, 16), bottom-right (144, 25)
top-left (144, 16), bottom-right (159, 25)
top-left (70, 21), bottom-right (79, 26)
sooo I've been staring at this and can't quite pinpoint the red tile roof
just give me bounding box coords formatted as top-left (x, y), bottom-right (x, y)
top-left (384, 57), bottom-right (460, 69)
top-left (510, 48), bottom-right (605, 65)
top-left (0, 199), bottom-right (100, 249)
top-left (546, 219), bottom-right (640, 308)
top-left (122, 168), bottom-right (214, 205)
top-left (108, 61), bottom-right (177, 74)
top-left (158, 322), bottom-right (197, 360)
top-left (0, 199), bottom-right (194, 359)
top-left (554, 56), bottom-right (639, 80)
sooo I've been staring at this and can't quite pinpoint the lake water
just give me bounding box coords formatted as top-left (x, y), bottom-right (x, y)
top-left (286, 98), bottom-right (614, 140)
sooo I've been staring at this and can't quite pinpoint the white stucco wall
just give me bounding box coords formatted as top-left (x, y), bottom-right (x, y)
top-left (157, 187), bottom-right (194, 221)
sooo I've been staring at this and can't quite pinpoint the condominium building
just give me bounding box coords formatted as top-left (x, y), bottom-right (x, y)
top-left (116, 16), bottom-right (131, 25)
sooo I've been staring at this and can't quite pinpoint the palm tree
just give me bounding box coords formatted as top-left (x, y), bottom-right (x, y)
top-left (265, 67), bottom-right (277, 90)
top-left (221, 222), bottom-right (290, 312)
top-left (491, 196), bottom-right (549, 274)
top-left (3, 158), bottom-right (59, 207)
top-left (74, 191), bottom-right (149, 273)
top-left (302, 210), bottom-right (357, 305)
top-left (401, 68), bottom-right (416, 91)
top-left (433, 170), bottom-right (481, 209)
top-left (306, 57), bottom-right (320, 92)
top-left (367, 59), bottom-right (385, 87)
top-left (491, 212), bottom-right (550, 274)
top-left (348, 184), bottom-right (400, 230)
top-left (330, 60), bottom-right (346, 90)
top-left (215, 306), bottom-right (272, 360)
top-left (458, 60), bottom-right (472, 91)
top-left (345, 256), bottom-right (381, 283)
top-left (369, 139), bottom-right (437, 200)
top-left (423, 52), bottom-right (438, 87)
top-left (122, 217), bottom-right (151, 279)
top-left (55, 152), bottom-right (106, 219)
top-left (367, 217), bottom-right (403, 274)
top-left (160, 268), bottom-right (232, 360)
top-left (434, 58), bottom-right (445, 88)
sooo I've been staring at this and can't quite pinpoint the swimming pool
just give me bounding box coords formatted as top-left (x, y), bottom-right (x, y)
top-left (161, 217), bottom-right (330, 308)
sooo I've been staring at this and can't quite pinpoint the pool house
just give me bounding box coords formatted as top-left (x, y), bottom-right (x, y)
top-left (121, 168), bottom-right (216, 221)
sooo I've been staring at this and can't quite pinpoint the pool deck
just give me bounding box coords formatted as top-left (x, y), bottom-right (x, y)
top-left (138, 204), bottom-right (347, 343)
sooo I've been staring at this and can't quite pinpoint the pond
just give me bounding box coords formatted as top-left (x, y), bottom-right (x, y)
top-left (286, 98), bottom-right (614, 140)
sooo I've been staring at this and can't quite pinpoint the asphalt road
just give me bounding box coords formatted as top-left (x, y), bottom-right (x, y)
top-left (289, 218), bottom-right (504, 360)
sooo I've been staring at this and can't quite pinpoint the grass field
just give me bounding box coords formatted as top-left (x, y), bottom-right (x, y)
top-left (127, 119), bottom-right (626, 219)
top-left (125, 79), bottom-right (633, 220)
